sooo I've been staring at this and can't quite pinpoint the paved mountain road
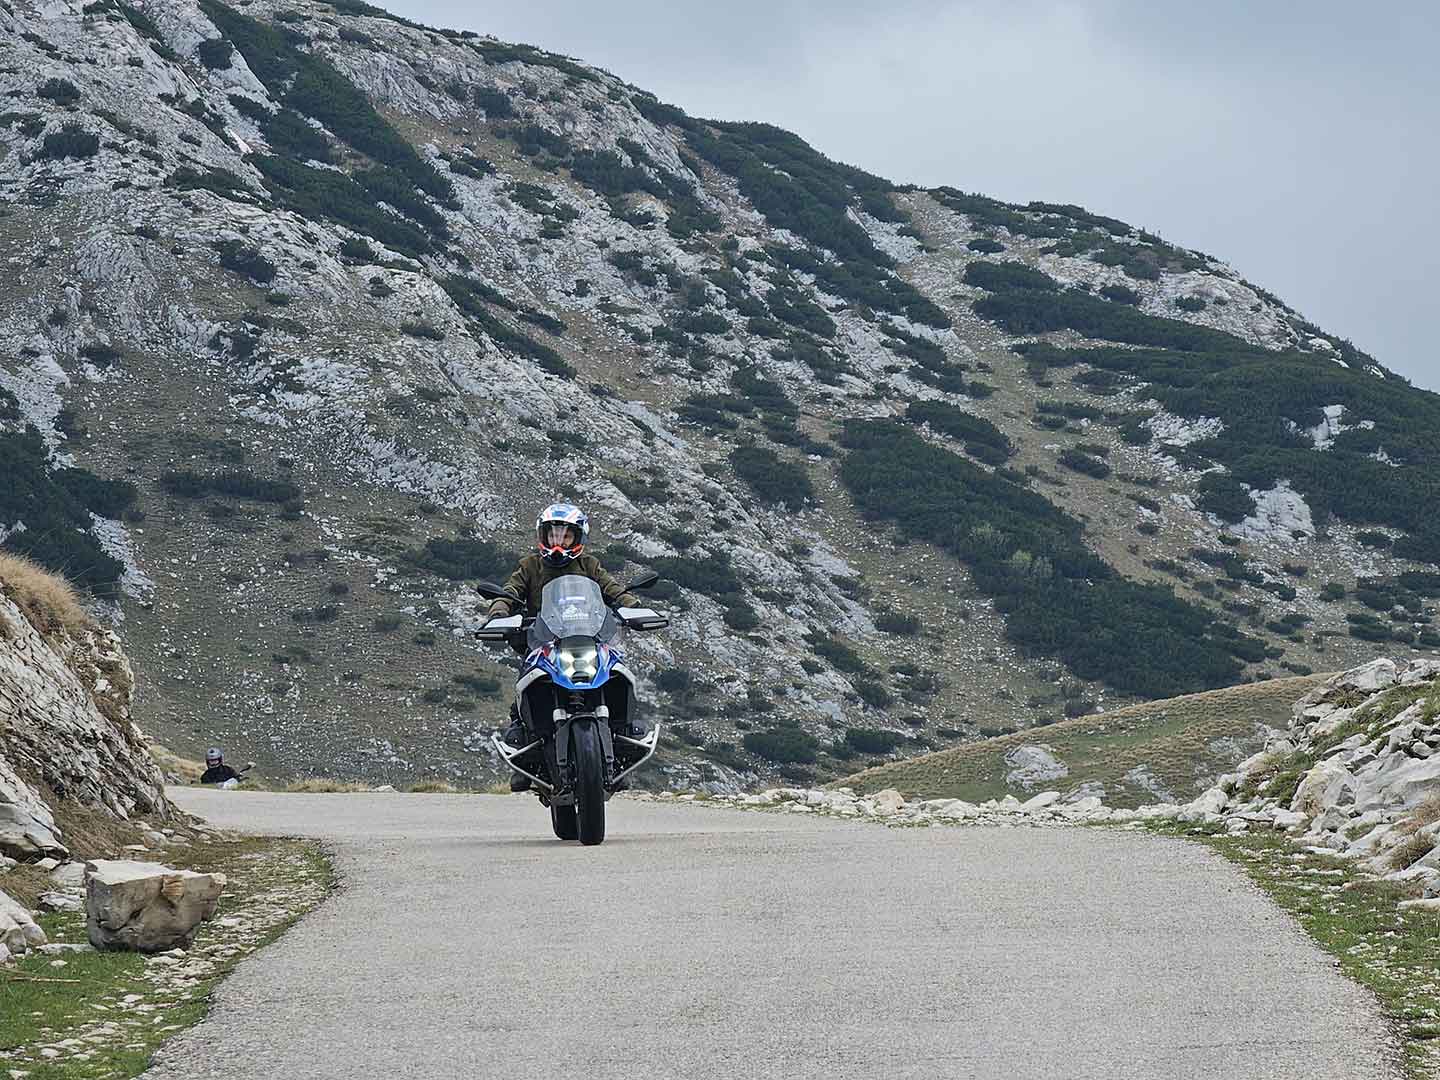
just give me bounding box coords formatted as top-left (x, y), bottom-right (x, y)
top-left (150, 790), bottom-right (1396, 1080)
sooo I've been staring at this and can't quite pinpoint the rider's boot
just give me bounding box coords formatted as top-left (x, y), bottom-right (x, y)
top-left (502, 700), bottom-right (526, 747)
top-left (503, 701), bottom-right (535, 792)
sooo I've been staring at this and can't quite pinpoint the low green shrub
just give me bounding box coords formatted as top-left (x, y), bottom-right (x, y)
top-left (845, 727), bottom-right (902, 753)
top-left (37, 124), bottom-right (99, 160)
top-left (875, 610), bottom-right (920, 635)
top-left (730, 445), bottom-right (813, 508)
top-left (1196, 473), bottom-right (1256, 524)
top-left (196, 37), bottom-right (235, 68)
top-left (1057, 449), bottom-right (1111, 478)
top-left (806, 632), bottom-right (869, 674)
top-left (1100, 284), bottom-right (1141, 305)
top-left (213, 240), bottom-right (276, 284)
top-left (743, 727), bottom-right (819, 764)
top-left (160, 470), bottom-right (299, 502)
top-left (853, 679), bottom-right (894, 708)
top-left (37, 78), bottom-right (80, 106)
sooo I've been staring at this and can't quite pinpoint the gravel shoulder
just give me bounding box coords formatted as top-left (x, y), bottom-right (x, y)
top-left (150, 788), bottom-right (1400, 1080)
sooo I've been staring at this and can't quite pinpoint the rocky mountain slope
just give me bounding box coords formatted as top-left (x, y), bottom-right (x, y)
top-left (2, 0), bottom-right (1439, 788)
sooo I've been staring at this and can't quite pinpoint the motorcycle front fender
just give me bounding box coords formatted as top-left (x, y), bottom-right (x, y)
top-left (551, 713), bottom-right (616, 790)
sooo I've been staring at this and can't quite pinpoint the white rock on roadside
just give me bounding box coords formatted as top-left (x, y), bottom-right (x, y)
top-left (1397, 898), bottom-right (1440, 915)
top-left (1271, 810), bottom-right (1309, 831)
top-left (1, 888), bottom-right (47, 958)
top-left (1337, 658), bottom-right (1397, 693)
top-left (86, 860), bottom-right (226, 953)
top-left (1019, 791), bottom-right (1061, 812)
top-left (869, 789), bottom-right (906, 814)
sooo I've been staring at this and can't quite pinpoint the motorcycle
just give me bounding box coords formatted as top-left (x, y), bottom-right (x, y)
top-left (475, 571), bottom-right (668, 846)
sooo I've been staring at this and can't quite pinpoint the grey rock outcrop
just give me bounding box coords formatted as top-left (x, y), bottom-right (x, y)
top-left (1, 887), bottom-right (47, 963)
top-left (1004, 744), bottom-right (1069, 788)
top-left (0, 584), bottom-right (170, 860)
top-left (1159, 658), bottom-right (1440, 886)
top-left (86, 859), bottom-right (226, 953)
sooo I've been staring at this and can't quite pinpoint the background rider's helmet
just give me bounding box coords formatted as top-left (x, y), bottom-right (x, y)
top-left (206, 748), bottom-right (223, 766)
top-left (535, 503), bottom-right (589, 567)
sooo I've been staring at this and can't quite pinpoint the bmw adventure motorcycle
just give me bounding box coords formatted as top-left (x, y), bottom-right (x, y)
top-left (475, 572), bottom-right (668, 846)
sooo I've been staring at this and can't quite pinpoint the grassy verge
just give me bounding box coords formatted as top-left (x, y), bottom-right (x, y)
top-left (0, 833), bottom-right (333, 1078)
top-left (1153, 823), bottom-right (1440, 1079)
top-left (839, 674), bottom-right (1324, 805)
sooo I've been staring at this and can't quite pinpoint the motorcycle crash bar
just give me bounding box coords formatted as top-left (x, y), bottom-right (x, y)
top-left (490, 734), bottom-right (554, 794)
top-left (610, 722), bottom-right (662, 788)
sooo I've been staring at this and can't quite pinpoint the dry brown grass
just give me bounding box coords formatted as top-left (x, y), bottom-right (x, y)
top-left (0, 552), bottom-right (92, 639)
top-left (1393, 793), bottom-right (1440, 840)
top-left (0, 794), bottom-right (151, 907)
top-left (1389, 832), bottom-right (1437, 871)
top-left (149, 744), bottom-right (207, 784)
top-left (405, 780), bottom-right (457, 793)
top-left (282, 778), bottom-right (374, 793)
top-left (1412, 794), bottom-right (1440, 830)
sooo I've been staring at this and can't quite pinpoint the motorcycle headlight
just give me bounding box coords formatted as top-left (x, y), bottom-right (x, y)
top-left (556, 642), bottom-right (599, 682)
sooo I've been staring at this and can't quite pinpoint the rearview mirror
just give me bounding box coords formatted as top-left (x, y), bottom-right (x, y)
top-left (475, 580), bottom-right (507, 600)
top-left (625, 570), bottom-right (660, 592)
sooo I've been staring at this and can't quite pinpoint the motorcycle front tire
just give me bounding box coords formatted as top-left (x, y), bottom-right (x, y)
top-left (572, 723), bottom-right (607, 846)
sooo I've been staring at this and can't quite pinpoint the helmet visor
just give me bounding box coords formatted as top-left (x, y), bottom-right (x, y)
top-left (541, 523), bottom-right (579, 550)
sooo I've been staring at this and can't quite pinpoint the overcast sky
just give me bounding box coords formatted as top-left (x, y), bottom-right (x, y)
top-left (389, 0), bottom-right (1440, 390)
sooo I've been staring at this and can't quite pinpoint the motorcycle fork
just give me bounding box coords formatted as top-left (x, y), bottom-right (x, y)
top-left (549, 690), bottom-right (616, 795)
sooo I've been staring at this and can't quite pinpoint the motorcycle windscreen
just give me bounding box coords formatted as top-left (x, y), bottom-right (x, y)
top-left (533, 575), bottom-right (608, 644)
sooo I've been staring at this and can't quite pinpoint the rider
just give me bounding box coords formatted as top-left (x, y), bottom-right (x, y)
top-left (482, 503), bottom-right (643, 791)
top-left (198, 748), bottom-right (241, 785)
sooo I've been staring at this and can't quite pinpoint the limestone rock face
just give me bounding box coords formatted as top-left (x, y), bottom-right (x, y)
top-left (85, 859), bottom-right (226, 953)
top-left (1209, 658), bottom-right (1440, 872)
top-left (0, 589), bottom-right (170, 859)
top-left (1336, 659), bottom-right (1397, 694)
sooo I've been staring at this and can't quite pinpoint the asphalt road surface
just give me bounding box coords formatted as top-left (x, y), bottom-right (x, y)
top-left (150, 789), bottom-right (1398, 1080)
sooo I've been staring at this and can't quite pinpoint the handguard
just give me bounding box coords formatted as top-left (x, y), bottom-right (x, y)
top-left (617, 606), bottom-right (668, 631)
top-left (476, 614), bottom-right (523, 641)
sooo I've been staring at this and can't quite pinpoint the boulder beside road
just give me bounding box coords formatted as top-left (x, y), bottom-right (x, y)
top-left (86, 859), bottom-right (225, 953)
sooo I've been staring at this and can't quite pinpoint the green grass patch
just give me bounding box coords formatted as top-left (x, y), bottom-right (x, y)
top-left (1160, 826), bottom-right (1440, 1079)
top-left (0, 835), bottom-right (332, 1077)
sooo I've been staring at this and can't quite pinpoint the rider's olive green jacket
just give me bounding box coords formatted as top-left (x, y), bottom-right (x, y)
top-left (485, 554), bottom-right (638, 619)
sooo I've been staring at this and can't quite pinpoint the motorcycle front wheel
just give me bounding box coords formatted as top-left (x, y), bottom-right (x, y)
top-left (572, 723), bottom-right (607, 846)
